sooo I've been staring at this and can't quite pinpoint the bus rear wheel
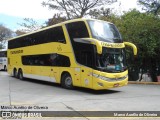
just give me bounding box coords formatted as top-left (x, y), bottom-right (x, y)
top-left (61, 73), bottom-right (73, 89)
top-left (4, 66), bottom-right (7, 71)
top-left (18, 69), bottom-right (24, 80)
top-left (13, 69), bottom-right (18, 78)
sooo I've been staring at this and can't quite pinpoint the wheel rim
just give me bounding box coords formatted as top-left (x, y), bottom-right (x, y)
top-left (65, 77), bottom-right (72, 87)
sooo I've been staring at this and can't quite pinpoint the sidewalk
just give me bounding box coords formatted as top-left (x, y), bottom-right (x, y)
top-left (129, 81), bottom-right (160, 85)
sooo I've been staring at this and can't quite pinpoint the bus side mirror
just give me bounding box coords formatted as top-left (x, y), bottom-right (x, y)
top-left (124, 42), bottom-right (137, 56)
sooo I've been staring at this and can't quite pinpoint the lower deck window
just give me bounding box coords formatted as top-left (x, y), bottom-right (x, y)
top-left (22, 53), bottom-right (70, 67)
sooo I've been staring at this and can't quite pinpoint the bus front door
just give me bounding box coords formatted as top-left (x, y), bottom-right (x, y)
top-left (80, 51), bottom-right (93, 88)
top-left (81, 66), bottom-right (93, 88)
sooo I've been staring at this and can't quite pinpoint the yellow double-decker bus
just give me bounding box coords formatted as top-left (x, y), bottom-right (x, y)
top-left (8, 18), bottom-right (137, 90)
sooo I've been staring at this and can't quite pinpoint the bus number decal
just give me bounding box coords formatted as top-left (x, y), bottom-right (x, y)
top-left (101, 42), bottom-right (124, 48)
top-left (57, 46), bottom-right (62, 51)
top-left (10, 50), bottom-right (23, 54)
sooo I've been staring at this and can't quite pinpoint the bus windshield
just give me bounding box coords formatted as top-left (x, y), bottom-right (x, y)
top-left (96, 48), bottom-right (127, 73)
top-left (88, 20), bottom-right (122, 43)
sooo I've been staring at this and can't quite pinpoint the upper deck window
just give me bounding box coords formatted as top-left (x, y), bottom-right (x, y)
top-left (8, 26), bottom-right (66, 49)
top-left (66, 21), bottom-right (89, 40)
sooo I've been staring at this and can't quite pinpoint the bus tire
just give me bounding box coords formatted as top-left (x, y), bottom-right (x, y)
top-left (61, 73), bottom-right (73, 89)
top-left (4, 66), bottom-right (7, 71)
top-left (18, 69), bottom-right (24, 80)
top-left (13, 68), bottom-right (18, 78)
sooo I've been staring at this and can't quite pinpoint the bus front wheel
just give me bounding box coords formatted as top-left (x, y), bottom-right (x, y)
top-left (61, 73), bottom-right (73, 89)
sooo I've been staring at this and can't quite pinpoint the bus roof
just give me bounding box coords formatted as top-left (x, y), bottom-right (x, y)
top-left (8, 18), bottom-right (111, 41)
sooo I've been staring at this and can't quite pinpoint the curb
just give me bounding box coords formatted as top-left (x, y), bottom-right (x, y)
top-left (128, 81), bottom-right (160, 85)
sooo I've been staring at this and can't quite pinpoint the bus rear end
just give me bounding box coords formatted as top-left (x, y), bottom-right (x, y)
top-left (0, 51), bottom-right (7, 71)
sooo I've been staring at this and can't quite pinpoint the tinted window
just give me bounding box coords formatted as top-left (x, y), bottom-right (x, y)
top-left (80, 51), bottom-right (93, 67)
top-left (22, 54), bottom-right (70, 67)
top-left (66, 21), bottom-right (95, 67)
top-left (0, 51), bottom-right (7, 57)
top-left (8, 26), bottom-right (66, 49)
top-left (73, 44), bottom-right (95, 68)
top-left (56, 54), bottom-right (71, 67)
top-left (66, 21), bottom-right (89, 39)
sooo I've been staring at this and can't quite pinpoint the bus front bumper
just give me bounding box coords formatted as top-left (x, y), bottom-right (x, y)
top-left (93, 78), bottom-right (128, 90)
top-left (92, 71), bottom-right (128, 90)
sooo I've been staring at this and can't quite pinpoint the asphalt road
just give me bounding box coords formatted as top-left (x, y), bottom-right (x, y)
top-left (0, 71), bottom-right (160, 119)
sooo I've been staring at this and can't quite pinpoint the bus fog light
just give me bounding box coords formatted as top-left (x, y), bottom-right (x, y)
top-left (98, 82), bottom-right (103, 86)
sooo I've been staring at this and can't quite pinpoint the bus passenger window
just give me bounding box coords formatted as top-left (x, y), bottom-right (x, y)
top-left (66, 21), bottom-right (89, 39)
top-left (22, 54), bottom-right (70, 67)
top-left (49, 54), bottom-right (57, 66)
top-left (56, 55), bottom-right (71, 67)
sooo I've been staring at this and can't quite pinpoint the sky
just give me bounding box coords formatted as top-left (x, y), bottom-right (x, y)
top-left (0, 0), bottom-right (140, 31)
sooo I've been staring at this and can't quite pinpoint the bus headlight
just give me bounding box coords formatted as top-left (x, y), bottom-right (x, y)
top-left (92, 73), bottom-right (128, 82)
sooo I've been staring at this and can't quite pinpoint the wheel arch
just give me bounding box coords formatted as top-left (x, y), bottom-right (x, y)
top-left (18, 68), bottom-right (23, 73)
top-left (60, 71), bottom-right (71, 83)
top-left (60, 71), bottom-right (74, 89)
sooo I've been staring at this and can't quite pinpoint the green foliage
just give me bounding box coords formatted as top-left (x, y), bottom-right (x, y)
top-left (89, 7), bottom-right (113, 19)
top-left (102, 9), bottom-right (160, 58)
top-left (100, 9), bottom-right (160, 81)
top-left (138, 0), bottom-right (160, 15)
top-left (46, 14), bottom-right (67, 26)
top-left (121, 10), bottom-right (160, 57)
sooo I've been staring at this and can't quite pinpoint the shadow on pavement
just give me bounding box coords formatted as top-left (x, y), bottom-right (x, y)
top-left (17, 77), bottom-right (121, 95)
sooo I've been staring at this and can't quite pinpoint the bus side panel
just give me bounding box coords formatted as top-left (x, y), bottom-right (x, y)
top-left (7, 49), bottom-right (21, 75)
top-left (80, 66), bottom-right (93, 89)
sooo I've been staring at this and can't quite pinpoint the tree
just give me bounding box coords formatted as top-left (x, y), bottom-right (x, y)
top-left (100, 9), bottom-right (160, 81)
top-left (138, 0), bottom-right (160, 15)
top-left (46, 13), bottom-right (67, 26)
top-left (15, 30), bottom-right (26, 36)
top-left (18, 18), bottom-right (43, 33)
top-left (122, 10), bottom-right (160, 81)
top-left (0, 24), bottom-right (12, 49)
top-left (42, 0), bottom-right (117, 19)
top-left (89, 7), bottom-right (113, 19)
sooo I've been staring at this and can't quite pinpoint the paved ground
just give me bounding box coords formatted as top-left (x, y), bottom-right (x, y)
top-left (0, 71), bottom-right (160, 120)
